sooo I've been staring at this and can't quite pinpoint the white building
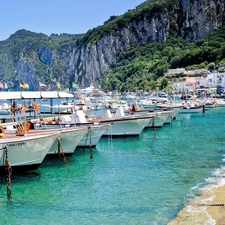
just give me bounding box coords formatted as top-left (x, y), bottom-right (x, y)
top-left (171, 72), bottom-right (225, 93)
top-left (206, 72), bottom-right (225, 88)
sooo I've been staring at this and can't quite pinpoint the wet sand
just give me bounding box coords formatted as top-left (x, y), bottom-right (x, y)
top-left (206, 185), bottom-right (225, 224)
top-left (168, 182), bottom-right (225, 225)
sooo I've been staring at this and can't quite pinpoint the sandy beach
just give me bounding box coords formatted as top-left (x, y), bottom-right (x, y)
top-left (168, 171), bottom-right (225, 225)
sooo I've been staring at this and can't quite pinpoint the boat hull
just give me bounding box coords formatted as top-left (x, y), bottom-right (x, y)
top-left (34, 122), bottom-right (106, 149)
top-left (180, 106), bottom-right (203, 113)
top-left (0, 133), bottom-right (58, 170)
top-left (146, 113), bottom-right (168, 128)
top-left (78, 124), bottom-right (109, 147)
top-left (42, 128), bottom-right (88, 155)
top-left (163, 111), bottom-right (174, 124)
top-left (204, 103), bottom-right (216, 108)
top-left (102, 117), bottom-right (152, 136)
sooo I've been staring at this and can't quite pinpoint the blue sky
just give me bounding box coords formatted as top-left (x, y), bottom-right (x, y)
top-left (0, 0), bottom-right (145, 41)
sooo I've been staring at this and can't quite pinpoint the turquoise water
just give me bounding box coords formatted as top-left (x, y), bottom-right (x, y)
top-left (1, 108), bottom-right (225, 224)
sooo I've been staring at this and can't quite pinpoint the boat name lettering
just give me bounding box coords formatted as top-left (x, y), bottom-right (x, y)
top-left (8, 142), bottom-right (25, 147)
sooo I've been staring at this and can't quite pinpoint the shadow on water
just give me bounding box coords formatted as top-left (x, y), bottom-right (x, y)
top-left (40, 154), bottom-right (74, 168)
top-left (0, 170), bottom-right (41, 185)
top-left (39, 146), bottom-right (102, 171)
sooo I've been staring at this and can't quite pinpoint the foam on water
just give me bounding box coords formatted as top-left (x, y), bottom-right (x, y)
top-left (169, 162), bottom-right (225, 224)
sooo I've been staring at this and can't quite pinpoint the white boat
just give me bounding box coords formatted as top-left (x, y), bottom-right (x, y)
top-left (0, 127), bottom-right (59, 171)
top-left (180, 105), bottom-right (203, 113)
top-left (62, 108), bottom-right (152, 137)
top-left (121, 94), bottom-right (137, 102)
top-left (170, 108), bottom-right (181, 120)
top-left (215, 98), bottom-right (225, 107)
top-left (106, 100), bottom-right (130, 111)
top-left (33, 115), bottom-right (109, 148)
top-left (139, 99), bottom-right (156, 110)
top-left (65, 112), bottom-right (110, 147)
top-left (77, 124), bottom-right (110, 147)
top-left (147, 112), bottom-right (168, 128)
top-left (46, 127), bottom-right (88, 155)
top-left (4, 119), bottom-right (87, 156)
top-left (0, 148), bottom-right (3, 160)
top-left (126, 104), bottom-right (180, 128)
top-left (33, 124), bottom-right (89, 154)
top-left (101, 116), bottom-right (152, 136)
top-left (204, 102), bottom-right (216, 108)
top-left (156, 101), bottom-right (184, 109)
top-left (0, 102), bottom-right (10, 115)
top-left (39, 103), bottom-right (74, 114)
top-left (125, 109), bottom-right (167, 128)
top-left (160, 109), bottom-right (181, 124)
top-left (90, 108), bottom-right (153, 136)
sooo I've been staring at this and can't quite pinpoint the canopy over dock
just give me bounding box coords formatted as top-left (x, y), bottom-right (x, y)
top-left (0, 91), bottom-right (74, 100)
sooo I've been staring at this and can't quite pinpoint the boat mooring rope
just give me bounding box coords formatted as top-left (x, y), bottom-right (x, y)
top-left (4, 146), bottom-right (12, 200)
top-left (81, 126), bottom-right (93, 161)
top-left (152, 117), bottom-right (156, 138)
top-left (88, 126), bottom-right (93, 161)
top-left (57, 137), bottom-right (70, 172)
top-left (82, 127), bottom-right (90, 152)
top-left (107, 125), bottom-right (113, 149)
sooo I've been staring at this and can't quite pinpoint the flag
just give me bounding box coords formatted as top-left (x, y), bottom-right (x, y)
top-left (4, 83), bottom-right (8, 89)
top-left (24, 83), bottom-right (29, 89)
top-left (72, 82), bottom-right (78, 89)
top-left (20, 82), bottom-right (25, 88)
top-left (0, 82), bottom-right (3, 89)
top-left (39, 82), bottom-right (47, 90)
top-left (57, 82), bottom-right (61, 89)
top-left (33, 102), bottom-right (39, 112)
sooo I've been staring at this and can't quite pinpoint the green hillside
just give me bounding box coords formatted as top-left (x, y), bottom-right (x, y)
top-left (0, 29), bottom-right (83, 90)
top-left (103, 25), bottom-right (225, 92)
top-left (0, 0), bottom-right (224, 91)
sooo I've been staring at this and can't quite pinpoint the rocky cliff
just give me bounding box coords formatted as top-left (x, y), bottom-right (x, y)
top-left (63, 0), bottom-right (225, 89)
top-left (2, 0), bottom-right (225, 90)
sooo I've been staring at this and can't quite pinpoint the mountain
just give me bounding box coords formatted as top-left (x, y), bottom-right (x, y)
top-left (0, 0), bottom-right (225, 91)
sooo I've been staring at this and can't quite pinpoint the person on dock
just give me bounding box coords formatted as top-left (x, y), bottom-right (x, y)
top-left (10, 102), bottom-right (19, 122)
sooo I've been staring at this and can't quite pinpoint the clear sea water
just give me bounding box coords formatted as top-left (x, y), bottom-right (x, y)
top-left (1, 107), bottom-right (225, 225)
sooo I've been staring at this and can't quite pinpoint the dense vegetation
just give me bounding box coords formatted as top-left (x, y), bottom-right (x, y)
top-left (103, 25), bottom-right (225, 92)
top-left (0, 0), bottom-right (224, 91)
top-left (0, 29), bottom-right (83, 90)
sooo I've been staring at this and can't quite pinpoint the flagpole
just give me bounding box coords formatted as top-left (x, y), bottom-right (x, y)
top-left (39, 82), bottom-right (42, 98)
top-left (19, 81), bottom-right (22, 97)
top-left (57, 82), bottom-right (60, 97)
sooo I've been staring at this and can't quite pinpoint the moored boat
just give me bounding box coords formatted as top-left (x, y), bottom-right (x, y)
top-left (59, 108), bottom-right (153, 137)
top-left (92, 108), bottom-right (153, 136)
top-left (0, 127), bottom-right (59, 172)
top-left (46, 127), bottom-right (88, 155)
top-left (215, 98), bottom-right (225, 107)
top-left (180, 105), bottom-right (204, 113)
top-left (126, 109), bottom-right (167, 128)
top-left (146, 112), bottom-right (168, 128)
top-left (77, 124), bottom-right (110, 147)
top-left (33, 115), bottom-right (109, 148)
top-left (204, 101), bottom-right (216, 108)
